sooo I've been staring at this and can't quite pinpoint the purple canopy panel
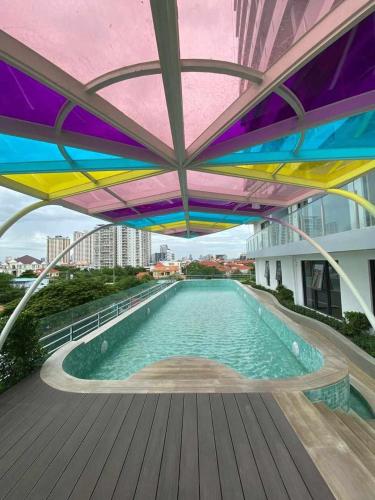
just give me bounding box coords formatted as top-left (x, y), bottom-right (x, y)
top-left (189, 197), bottom-right (275, 214)
top-left (285, 13), bottom-right (375, 112)
top-left (0, 60), bottom-right (66, 126)
top-left (100, 198), bottom-right (184, 220)
top-left (63, 106), bottom-right (146, 148)
top-left (209, 92), bottom-right (295, 147)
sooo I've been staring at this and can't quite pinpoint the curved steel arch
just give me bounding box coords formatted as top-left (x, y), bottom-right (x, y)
top-left (0, 224), bottom-right (114, 351)
top-left (263, 215), bottom-right (375, 332)
top-left (85, 58), bottom-right (304, 119)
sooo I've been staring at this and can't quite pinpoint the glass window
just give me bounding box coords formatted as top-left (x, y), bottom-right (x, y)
top-left (276, 260), bottom-right (282, 286)
top-left (302, 260), bottom-right (342, 318)
top-left (265, 261), bottom-right (270, 286)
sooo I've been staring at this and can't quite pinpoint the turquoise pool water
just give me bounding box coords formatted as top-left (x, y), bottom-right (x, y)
top-left (63, 280), bottom-right (323, 380)
top-left (349, 385), bottom-right (375, 420)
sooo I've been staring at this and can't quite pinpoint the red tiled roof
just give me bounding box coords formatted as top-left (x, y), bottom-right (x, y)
top-left (15, 254), bottom-right (42, 264)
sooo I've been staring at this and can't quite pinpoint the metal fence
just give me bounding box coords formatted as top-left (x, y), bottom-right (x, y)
top-left (39, 281), bottom-right (173, 354)
top-left (185, 273), bottom-right (255, 280)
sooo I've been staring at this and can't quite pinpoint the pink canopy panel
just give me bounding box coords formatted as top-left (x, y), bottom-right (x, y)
top-left (0, 0), bottom-right (158, 84)
top-left (178, 0), bottom-right (344, 71)
top-left (98, 76), bottom-right (173, 148)
top-left (0, 1), bottom-right (373, 238)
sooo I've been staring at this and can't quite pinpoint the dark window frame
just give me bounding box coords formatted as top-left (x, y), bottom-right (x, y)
top-left (302, 260), bottom-right (342, 319)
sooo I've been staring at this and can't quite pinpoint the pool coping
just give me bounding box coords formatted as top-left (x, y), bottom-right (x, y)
top-left (247, 285), bottom-right (375, 413)
top-left (41, 280), bottom-right (348, 394)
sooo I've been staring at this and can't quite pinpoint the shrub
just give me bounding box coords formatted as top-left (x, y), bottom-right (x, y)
top-left (276, 285), bottom-right (294, 304)
top-left (0, 311), bottom-right (45, 390)
top-left (343, 311), bottom-right (371, 337)
top-left (246, 283), bottom-right (374, 358)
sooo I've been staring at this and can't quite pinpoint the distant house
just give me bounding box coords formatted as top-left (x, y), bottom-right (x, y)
top-left (150, 262), bottom-right (181, 278)
top-left (0, 255), bottom-right (46, 277)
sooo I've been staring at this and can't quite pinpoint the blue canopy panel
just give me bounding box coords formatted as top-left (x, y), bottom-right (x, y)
top-left (206, 110), bottom-right (375, 165)
top-left (0, 134), bottom-right (160, 174)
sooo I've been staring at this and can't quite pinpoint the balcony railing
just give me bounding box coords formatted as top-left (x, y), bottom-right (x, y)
top-left (247, 178), bottom-right (375, 255)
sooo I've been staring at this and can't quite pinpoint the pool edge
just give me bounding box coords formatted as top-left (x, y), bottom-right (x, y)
top-left (40, 280), bottom-right (348, 397)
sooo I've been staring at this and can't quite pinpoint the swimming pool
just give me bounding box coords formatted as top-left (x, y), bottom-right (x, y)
top-left (63, 280), bottom-right (323, 381)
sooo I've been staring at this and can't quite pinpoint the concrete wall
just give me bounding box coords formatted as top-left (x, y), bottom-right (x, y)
top-left (255, 249), bottom-right (375, 315)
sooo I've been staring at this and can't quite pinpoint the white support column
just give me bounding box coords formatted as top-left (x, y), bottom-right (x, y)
top-left (263, 215), bottom-right (375, 331)
top-left (0, 224), bottom-right (113, 351)
top-left (0, 200), bottom-right (49, 238)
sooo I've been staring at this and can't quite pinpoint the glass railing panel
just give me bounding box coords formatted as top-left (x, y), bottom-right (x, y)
top-left (247, 172), bottom-right (375, 254)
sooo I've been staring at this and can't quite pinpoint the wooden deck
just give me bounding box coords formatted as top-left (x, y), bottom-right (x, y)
top-left (0, 374), bottom-right (334, 500)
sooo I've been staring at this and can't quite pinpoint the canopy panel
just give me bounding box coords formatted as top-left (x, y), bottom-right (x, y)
top-left (0, 1), bottom-right (374, 237)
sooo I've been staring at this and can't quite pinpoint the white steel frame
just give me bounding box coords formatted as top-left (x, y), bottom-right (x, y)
top-left (0, 0), bottom-right (373, 239)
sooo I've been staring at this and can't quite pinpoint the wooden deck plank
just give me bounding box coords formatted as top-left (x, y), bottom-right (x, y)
top-left (222, 394), bottom-right (266, 500)
top-left (46, 394), bottom-right (122, 500)
top-left (0, 380), bottom-right (47, 440)
top-left (210, 394), bottom-right (244, 500)
top-left (0, 389), bottom-right (73, 479)
top-left (26, 394), bottom-right (111, 500)
top-left (0, 395), bottom-right (87, 498)
top-left (197, 394), bottom-right (222, 500)
top-left (178, 394), bottom-right (199, 500)
top-left (69, 394), bottom-right (134, 500)
top-left (5, 394), bottom-right (98, 500)
top-left (0, 374), bottom-right (42, 419)
top-left (0, 374), bottom-right (336, 500)
top-left (235, 393), bottom-right (289, 500)
top-left (0, 385), bottom-right (64, 461)
top-left (134, 394), bottom-right (171, 499)
top-left (261, 393), bottom-right (335, 500)
top-left (90, 394), bottom-right (146, 500)
top-left (156, 394), bottom-right (184, 500)
top-left (248, 394), bottom-right (312, 500)
top-left (112, 394), bottom-right (159, 500)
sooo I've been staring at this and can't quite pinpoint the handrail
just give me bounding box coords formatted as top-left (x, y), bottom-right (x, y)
top-left (40, 281), bottom-right (173, 354)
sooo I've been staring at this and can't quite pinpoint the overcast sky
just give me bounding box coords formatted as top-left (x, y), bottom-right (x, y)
top-left (0, 187), bottom-right (253, 261)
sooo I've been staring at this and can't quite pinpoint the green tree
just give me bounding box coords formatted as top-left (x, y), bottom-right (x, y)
top-left (19, 270), bottom-right (37, 278)
top-left (0, 311), bottom-right (45, 390)
top-left (0, 274), bottom-right (24, 305)
top-left (185, 262), bottom-right (223, 276)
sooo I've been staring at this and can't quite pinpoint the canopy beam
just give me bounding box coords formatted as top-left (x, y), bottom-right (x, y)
top-left (186, 0), bottom-right (375, 164)
top-left (151, 0), bottom-right (190, 236)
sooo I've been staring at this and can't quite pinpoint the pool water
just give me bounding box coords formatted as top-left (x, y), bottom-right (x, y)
top-left (68, 281), bottom-right (322, 380)
top-left (349, 385), bottom-right (375, 420)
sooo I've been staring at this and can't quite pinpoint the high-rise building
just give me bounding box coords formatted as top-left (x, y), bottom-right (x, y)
top-left (72, 231), bottom-right (93, 267)
top-left (92, 225), bottom-right (116, 269)
top-left (92, 225), bottom-right (151, 269)
top-left (152, 244), bottom-right (175, 263)
top-left (117, 226), bottom-right (151, 267)
top-left (47, 235), bottom-right (70, 264)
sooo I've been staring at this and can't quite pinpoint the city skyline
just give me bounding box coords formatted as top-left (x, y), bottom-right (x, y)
top-left (0, 187), bottom-right (252, 262)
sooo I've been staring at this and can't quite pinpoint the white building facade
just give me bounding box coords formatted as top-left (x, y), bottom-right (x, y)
top-left (92, 225), bottom-right (151, 269)
top-left (0, 255), bottom-right (46, 277)
top-left (72, 230), bottom-right (93, 267)
top-left (247, 173), bottom-right (375, 318)
top-left (47, 235), bottom-right (70, 264)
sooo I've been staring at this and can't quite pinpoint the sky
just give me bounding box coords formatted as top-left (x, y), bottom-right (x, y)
top-left (0, 187), bottom-right (253, 261)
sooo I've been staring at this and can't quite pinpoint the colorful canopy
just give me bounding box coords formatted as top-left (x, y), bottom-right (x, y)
top-left (0, 1), bottom-right (374, 237)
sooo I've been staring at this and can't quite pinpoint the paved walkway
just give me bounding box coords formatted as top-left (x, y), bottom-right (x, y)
top-left (0, 373), bottom-right (334, 499)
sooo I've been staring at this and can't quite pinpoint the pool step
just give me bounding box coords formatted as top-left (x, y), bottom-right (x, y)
top-left (335, 408), bottom-right (375, 445)
top-left (314, 403), bottom-right (375, 477)
top-left (275, 392), bottom-right (375, 500)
